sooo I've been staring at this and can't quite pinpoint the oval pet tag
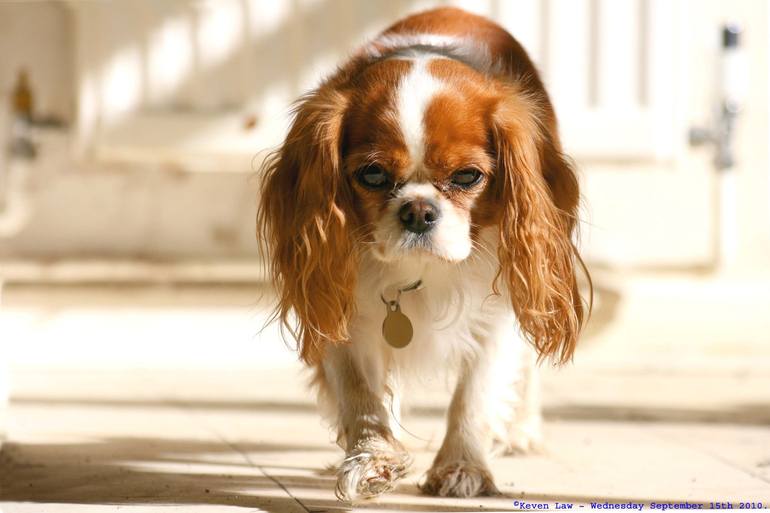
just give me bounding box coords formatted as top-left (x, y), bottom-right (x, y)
top-left (382, 301), bottom-right (413, 348)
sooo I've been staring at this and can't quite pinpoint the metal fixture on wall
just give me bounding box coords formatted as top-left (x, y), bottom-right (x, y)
top-left (689, 24), bottom-right (747, 267)
top-left (689, 24), bottom-right (745, 169)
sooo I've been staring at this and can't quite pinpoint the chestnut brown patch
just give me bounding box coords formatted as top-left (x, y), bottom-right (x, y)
top-left (421, 60), bottom-right (501, 233)
top-left (342, 59), bottom-right (413, 227)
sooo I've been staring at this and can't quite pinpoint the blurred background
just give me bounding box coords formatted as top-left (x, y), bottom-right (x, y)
top-left (0, 0), bottom-right (769, 509)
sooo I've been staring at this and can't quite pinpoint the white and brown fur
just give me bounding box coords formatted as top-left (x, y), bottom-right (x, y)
top-left (258, 7), bottom-right (588, 501)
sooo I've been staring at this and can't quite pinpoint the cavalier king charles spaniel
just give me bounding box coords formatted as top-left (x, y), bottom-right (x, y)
top-left (258, 7), bottom-right (589, 501)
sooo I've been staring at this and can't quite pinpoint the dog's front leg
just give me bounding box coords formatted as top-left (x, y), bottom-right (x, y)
top-left (321, 345), bottom-right (410, 501)
top-left (420, 348), bottom-right (501, 498)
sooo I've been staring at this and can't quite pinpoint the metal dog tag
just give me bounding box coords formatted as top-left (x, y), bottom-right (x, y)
top-left (382, 301), bottom-right (413, 348)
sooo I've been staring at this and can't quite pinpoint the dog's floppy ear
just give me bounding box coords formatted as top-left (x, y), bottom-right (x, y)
top-left (491, 88), bottom-right (585, 363)
top-left (257, 86), bottom-right (357, 364)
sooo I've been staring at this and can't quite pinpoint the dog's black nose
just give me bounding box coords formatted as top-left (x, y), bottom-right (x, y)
top-left (398, 199), bottom-right (441, 234)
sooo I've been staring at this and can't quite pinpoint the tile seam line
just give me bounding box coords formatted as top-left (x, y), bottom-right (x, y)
top-left (222, 434), bottom-right (314, 513)
top-left (147, 379), bottom-right (313, 513)
top-left (165, 396), bottom-right (313, 513)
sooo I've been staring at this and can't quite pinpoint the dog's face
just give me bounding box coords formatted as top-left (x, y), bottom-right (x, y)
top-left (343, 59), bottom-right (497, 263)
top-left (258, 52), bottom-right (585, 364)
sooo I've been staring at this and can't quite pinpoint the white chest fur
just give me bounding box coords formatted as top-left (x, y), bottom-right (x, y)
top-left (348, 228), bottom-right (520, 384)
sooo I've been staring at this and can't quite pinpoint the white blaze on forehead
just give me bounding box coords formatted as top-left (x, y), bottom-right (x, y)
top-left (395, 57), bottom-right (443, 172)
top-left (398, 182), bottom-right (436, 199)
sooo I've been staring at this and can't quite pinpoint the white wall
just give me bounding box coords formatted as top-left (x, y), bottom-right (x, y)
top-left (0, 2), bottom-right (260, 260)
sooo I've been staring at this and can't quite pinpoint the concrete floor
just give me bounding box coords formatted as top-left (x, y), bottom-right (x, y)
top-left (1, 283), bottom-right (770, 512)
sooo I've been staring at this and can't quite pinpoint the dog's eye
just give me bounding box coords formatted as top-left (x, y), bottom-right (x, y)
top-left (450, 168), bottom-right (483, 188)
top-left (356, 164), bottom-right (391, 190)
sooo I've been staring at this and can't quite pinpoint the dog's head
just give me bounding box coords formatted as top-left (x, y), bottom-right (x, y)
top-left (258, 52), bottom-right (586, 364)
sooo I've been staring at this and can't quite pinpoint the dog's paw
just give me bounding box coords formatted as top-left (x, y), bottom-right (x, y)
top-left (335, 446), bottom-right (411, 501)
top-left (504, 425), bottom-right (544, 455)
top-left (501, 413), bottom-right (544, 455)
top-left (420, 461), bottom-right (500, 498)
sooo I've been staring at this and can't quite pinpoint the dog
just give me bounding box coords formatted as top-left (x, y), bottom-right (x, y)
top-left (258, 7), bottom-right (589, 501)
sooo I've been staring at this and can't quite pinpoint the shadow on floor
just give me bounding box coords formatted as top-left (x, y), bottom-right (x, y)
top-left (0, 437), bottom-right (521, 512)
top-left (0, 436), bottom-right (723, 511)
top-left (0, 438), bottom-right (323, 508)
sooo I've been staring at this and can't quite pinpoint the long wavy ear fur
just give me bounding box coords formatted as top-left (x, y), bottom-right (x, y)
top-left (257, 87), bottom-right (356, 364)
top-left (492, 88), bottom-right (585, 364)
